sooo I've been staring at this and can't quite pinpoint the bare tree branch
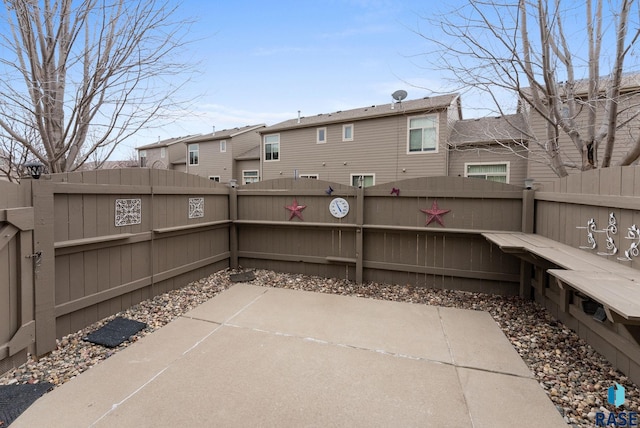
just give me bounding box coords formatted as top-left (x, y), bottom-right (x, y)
top-left (417, 0), bottom-right (640, 178)
top-left (0, 0), bottom-right (198, 173)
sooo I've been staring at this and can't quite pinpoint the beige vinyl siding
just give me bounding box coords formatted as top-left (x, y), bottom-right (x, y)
top-left (188, 139), bottom-right (234, 183)
top-left (262, 113), bottom-right (448, 186)
top-left (231, 130), bottom-right (261, 157)
top-left (143, 148), bottom-right (166, 168)
top-left (526, 94), bottom-right (640, 187)
top-left (234, 159), bottom-right (260, 183)
top-left (449, 144), bottom-right (528, 186)
top-left (168, 144), bottom-right (186, 167)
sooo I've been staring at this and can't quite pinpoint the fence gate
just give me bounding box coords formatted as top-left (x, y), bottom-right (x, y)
top-left (0, 186), bottom-right (36, 371)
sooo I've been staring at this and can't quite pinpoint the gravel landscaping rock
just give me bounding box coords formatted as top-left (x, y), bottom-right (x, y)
top-left (1, 268), bottom-right (637, 427)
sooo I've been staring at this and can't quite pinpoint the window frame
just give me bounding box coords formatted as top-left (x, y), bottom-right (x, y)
top-left (350, 173), bottom-right (375, 188)
top-left (188, 143), bottom-right (199, 165)
top-left (220, 140), bottom-right (227, 153)
top-left (160, 148), bottom-right (166, 158)
top-left (243, 169), bottom-right (260, 184)
top-left (464, 162), bottom-right (510, 184)
top-left (316, 127), bottom-right (327, 144)
top-left (264, 134), bottom-right (280, 162)
top-left (342, 124), bottom-right (354, 142)
top-left (407, 114), bottom-right (439, 154)
top-left (139, 150), bottom-right (147, 167)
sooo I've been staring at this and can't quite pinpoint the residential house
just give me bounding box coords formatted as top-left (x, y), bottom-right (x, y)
top-left (181, 124), bottom-right (264, 184)
top-left (521, 73), bottom-right (640, 186)
top-left (448, 114), bottom-right (530, 185)
top-left (136, 135), bottom-right (196, 173)
top-left (259, 95), bottom-right (462, 187)
top-left (136, 124), bottom-right (264, 184)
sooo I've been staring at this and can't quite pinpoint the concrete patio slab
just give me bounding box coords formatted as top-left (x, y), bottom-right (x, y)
top-left (94, 326), bottom-right (471, 427)
top-left (438, 307), bottom-right (532, 377)
top-left (224, 285), bottom-right (453, 363)
top-left (11, 317), bottom-right (222, 427)
top-left (13, 284), bottom-right (567, 428)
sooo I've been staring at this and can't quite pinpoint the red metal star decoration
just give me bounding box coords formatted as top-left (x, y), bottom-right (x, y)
top-left (285, 198), bottom-right (306, 220)
top-left (420, 200), bottom-right (451, 227)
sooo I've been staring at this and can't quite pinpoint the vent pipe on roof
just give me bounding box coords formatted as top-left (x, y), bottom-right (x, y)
top-left (297, 110), bottom-right (301, 124)
top-left (212, 125), bottom-right (216, 136)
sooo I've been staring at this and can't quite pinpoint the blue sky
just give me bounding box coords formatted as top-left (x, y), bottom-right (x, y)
top-left (121, 0), bottom-right (638, 158)
top-left (122, 0), bottom-right (457, 155)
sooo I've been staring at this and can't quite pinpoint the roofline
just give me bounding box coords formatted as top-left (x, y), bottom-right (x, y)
top-left (182, 124), bottom-right (266, 144)
top-left (260, 95), bottom-right (459, 133)
top-left (136, 134), bottom-right (201, 150)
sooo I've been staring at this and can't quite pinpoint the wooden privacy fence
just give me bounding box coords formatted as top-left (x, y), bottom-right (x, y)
top-left (532, 167), bottom-right (640, 385)
top-left (0, 181), bottom-right (35, 375)
top-left (1, 170), bottom-right (530, 374)
top-left (29, 169), bottom-right (230, 361)
top-left (233, 176), bottom-right (527, 295)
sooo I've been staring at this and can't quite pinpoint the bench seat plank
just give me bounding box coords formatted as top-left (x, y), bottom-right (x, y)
top-left (529, 246), bottom-right (609, 271)
top-left (548, 270), bottom-right (640, 322)
top-left (482, 232), bottom-right (528, 252)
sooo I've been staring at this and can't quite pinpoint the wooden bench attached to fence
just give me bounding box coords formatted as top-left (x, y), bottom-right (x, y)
top-left (482, 232), bottom-right (640, 326)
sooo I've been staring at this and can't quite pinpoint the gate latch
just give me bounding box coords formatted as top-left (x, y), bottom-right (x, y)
top-left (26, 250), bottom-right (42, 268)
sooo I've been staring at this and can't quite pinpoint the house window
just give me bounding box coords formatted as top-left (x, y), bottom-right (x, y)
top-left (350, 174), bottom-right (375, 188)
top-left (465, 162), bottom-right (509, 183)
top-left (139, 150), bottom-right (147, 167)
top-left (160, 148), bottom-right (166, 158)
top-left (188, 144), bottom-right (199, 165)
top-left (342, 124), bottom-right (354, 141)
top-left (243, 170), bottom-right (259, 184)
top-left (220, 140), bottom-right (227, 153)
top-left (300, 174), bottom-right (318, 179)
top-left (408, 115), bottom-right (438, 153)
top-left (209, 176), bottom-right (220, 182)
top-left (264, 134), bottom-right (280, 161)
top-left (317, 128), bottom-right (326, 144)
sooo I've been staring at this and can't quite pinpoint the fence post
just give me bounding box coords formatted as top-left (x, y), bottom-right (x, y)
top-left (521, 189), bottom-right (535, 233)
top-left (520, 188), bottom-right (535, 298)
top-left (31, 180), bottom-right (57, 356)
top-left (229, 187), bottom-right (238, 269)
top-left (355, 186), bottom-right (364, 283)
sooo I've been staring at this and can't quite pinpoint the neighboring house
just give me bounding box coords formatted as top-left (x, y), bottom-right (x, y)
top-left (521, 73), bottom-right (640, 186)
top-left (448, 114), bottom-right (530, 185)
top-left (136, 135), bottom-right (196, 173)
top-left (259, 95), bottom-right (462, 186)
top-left (181, 124), bottom-right (265, 184)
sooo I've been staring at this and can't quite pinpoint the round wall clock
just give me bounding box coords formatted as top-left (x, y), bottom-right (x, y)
top-left (329, 197), bottom-right (350, 218)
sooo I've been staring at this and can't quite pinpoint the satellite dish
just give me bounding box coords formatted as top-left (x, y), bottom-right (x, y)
top-left (391, 90), bottom-right (408, 102)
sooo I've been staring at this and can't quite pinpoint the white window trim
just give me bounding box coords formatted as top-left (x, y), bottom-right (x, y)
top-left (464, 161), bottom-right (510, 184)
top-left (342, 124), bottom-right (354, 142)
top-left (188, 143), bottom-right (199, 166)
top-left (160, 148), bottom-right (166, 158)
top-left (242, 169), bottom-right (260, 184)
top-left (220, 140), bottom-right (227, 153)
top-left (208, 176), bottom-right (220, 182)
top-left (406, 114), bottom-right (439, 154)
top-left (350, 173), bottom-right (375, 188)
top-left (264, 134), bottom-right (280, 162)
top-left (299, 174), bottom-right (319, 179)
top-left (316, 128), bottom-right (327, 144)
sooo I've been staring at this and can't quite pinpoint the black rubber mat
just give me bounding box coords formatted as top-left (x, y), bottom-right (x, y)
top-left (0, 382), bottom-right (53, 426)
top-left (230, 271), bottom-right (256, 282)
top-left (83, 317), bottom-right (147, 348)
